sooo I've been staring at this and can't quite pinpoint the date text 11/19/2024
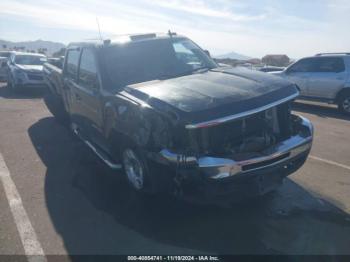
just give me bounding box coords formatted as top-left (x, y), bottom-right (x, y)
top-left (127, 256), bottom-right (220, 261)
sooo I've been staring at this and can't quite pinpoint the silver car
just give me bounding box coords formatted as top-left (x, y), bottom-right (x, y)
top-left (271, 53), bottom-right (350, 115)
top-left (7, 52), bottom-right (47, 91)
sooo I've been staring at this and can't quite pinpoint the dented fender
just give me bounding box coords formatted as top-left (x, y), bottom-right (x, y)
top-left (103, 95), bottom-right (175, 151)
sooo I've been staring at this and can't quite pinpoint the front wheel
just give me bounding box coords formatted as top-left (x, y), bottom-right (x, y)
top-left (122, 147), bottom-right (157, 194)
top-left (338, 94), bottom-right (350, 115)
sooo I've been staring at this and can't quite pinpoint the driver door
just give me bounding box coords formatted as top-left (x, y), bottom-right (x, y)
top-left (75, 47), bottom-right (106, 149)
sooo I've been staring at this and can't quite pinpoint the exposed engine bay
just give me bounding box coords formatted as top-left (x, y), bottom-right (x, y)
top-left (188, 102), bottom-right (293, 159)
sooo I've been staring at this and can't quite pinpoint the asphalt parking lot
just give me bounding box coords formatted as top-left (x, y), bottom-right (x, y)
top-left (0, 82), bottom-right (350, 257)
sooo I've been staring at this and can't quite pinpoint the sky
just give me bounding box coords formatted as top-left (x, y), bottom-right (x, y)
top-left (0, 0), bottom-right (349, 58)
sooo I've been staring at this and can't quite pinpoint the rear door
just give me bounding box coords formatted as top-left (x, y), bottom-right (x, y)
top-left (307, 57), bottom-right (346, 99)
top-left (75, 47), bottom-right (105, 147)
top-left (284, 58), bottom-right (315, 96)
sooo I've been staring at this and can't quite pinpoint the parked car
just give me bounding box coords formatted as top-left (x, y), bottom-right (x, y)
top-left (0, 51), bottom-right (13, 81)
top-left (270, 53), bottom-right (350, 115)
top-left (7, 52), bottom-right (47, 91)
top-left (0, 57), bottom-right (8, 81)
top-left (47, 57), bottom-right (64, 69)
top-left (43, 33), bottom-right (313, 202)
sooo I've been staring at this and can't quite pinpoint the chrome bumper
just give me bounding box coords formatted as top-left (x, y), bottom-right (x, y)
top-left (159, 115), bottom-right (313, 179)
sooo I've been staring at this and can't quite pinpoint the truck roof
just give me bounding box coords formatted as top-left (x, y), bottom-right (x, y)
top-left (67, 32), bottom-right (185, 49)
top-left (315, 52), bottom-right (350, 57)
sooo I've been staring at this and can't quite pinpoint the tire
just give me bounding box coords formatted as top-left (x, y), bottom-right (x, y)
top-left (338, 92), bottom-right (350, 115)
top-left (43, 92), bottom-right (70, 126)
top-left (121, 147), bottom-right (158, 194)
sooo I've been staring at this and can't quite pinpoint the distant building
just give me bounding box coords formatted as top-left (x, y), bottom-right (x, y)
top-left (262, 55), bottom-right (290, 67)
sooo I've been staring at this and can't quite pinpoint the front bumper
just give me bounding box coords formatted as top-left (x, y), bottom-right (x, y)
top-left (14, 72), bottom-right (46, 87)
top-left (157, 115), bottom-right (313, 199)
top-left (160, 115), bottom-right (312, 179)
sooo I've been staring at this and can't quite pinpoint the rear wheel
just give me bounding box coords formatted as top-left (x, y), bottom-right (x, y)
top-left (43, 91), bottom-right (70, 126)
top-left (338, 93), bottom-right (350, 115)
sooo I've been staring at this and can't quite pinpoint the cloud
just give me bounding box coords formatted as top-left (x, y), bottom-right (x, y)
top-left (0, 0), bottom-right (162, 34)
top-left (0, 0), bottom-right (349, 58)
top-left (147, 0), bottom-right (267, 21)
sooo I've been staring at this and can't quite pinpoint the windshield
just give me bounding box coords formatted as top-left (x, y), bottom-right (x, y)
top-left (102, 38), bottom-right (217, 87)
top-left (15, 55), bottom-right (47, 65)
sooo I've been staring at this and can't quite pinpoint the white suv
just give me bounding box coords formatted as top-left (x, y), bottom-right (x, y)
top-left (7, 52), bottom-right (47, 91)
top-left (271, 53), bottom-right (350, 115)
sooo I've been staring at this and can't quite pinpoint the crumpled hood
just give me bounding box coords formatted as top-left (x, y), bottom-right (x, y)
top-left (124, 67), bottom-right (298, 124)
top-left (16, 64), bottom-right (43, 73)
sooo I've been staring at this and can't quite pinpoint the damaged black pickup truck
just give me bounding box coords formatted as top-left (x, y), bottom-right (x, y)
top-left (43, 33), bottom-right (313, 201)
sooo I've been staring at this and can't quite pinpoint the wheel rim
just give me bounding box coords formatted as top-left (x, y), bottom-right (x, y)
top-left (343, 97), bottom-right (350, 112)
top-left (123, 149), bottom-right (144, 190)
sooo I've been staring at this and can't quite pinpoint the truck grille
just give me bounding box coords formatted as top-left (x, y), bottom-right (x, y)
top-left (189, 102), bottom-right (292, 156)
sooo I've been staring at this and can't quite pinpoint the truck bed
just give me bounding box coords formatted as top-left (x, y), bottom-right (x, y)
top-left (43, 62), bottom-right (63, 95)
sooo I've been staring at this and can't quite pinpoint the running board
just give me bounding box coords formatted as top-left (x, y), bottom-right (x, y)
top-left (71, 123), bottom-right (122, 169)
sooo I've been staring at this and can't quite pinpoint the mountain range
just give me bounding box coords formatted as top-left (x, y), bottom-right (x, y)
top-left (0, 39), bottom-right (65, 55)
top-left (215, 51), bottom-right (252, 61)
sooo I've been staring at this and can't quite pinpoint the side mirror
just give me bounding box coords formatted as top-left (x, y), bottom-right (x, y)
top-left (204, 50), bottom-right (211, 57)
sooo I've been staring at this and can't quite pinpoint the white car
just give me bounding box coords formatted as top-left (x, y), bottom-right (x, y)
top-left (271, 53), bottom-right (350, 115)
top-left (7, 52), bottom-right (47, 91)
